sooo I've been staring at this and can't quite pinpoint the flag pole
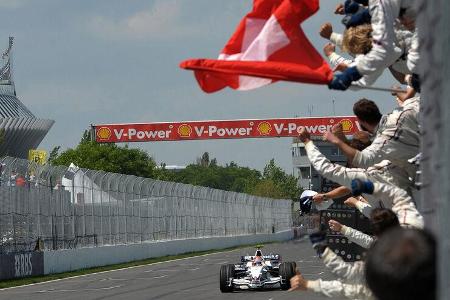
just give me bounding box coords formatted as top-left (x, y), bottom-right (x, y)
top-left (351, 84), bottom-right (407, 93)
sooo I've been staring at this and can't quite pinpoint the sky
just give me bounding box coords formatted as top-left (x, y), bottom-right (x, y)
top-left (1, 0), bottom-right (398, 173)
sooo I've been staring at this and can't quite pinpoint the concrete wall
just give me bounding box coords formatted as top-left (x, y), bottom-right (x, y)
top-left (417, 0), bottom-right (450, 298)
top-left (44, 230), bottom-right (293, 274)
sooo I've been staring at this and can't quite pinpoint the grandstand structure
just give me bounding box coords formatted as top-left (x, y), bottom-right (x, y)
top-left (0, 37), bottom-right (54, 158)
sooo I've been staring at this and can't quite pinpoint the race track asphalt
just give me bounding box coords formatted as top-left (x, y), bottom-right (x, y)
top-left (0, 239), bottom-right (346, 300)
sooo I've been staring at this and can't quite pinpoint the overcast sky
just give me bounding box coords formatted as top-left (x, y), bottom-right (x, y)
top-left (1, 0), bottom-right (398, 173)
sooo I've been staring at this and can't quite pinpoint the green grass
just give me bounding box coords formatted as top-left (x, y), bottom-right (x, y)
top-left (0, 242), bottom-right (274, 289)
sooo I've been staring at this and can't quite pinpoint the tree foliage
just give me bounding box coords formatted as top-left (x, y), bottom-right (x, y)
top-left (262, 159), bottom-right (301, 200)
top-left (50, 131), bottom-right (157, 177)
top-left (163, 162), bottom-right (261, 194)
top-left (161, 154), bottom-right (302, 200)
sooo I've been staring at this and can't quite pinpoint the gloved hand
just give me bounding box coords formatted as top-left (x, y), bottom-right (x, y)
top-left (354, 0), bottom-right (368, 5)
top-left (344, 0), bottom-right (360, 14)
top-left (351, 179), bottom-right (374, 196)
top-left (309, 228), bottom-right (327, 257)
top-left (328, 66), bottom-right (362, 91)
top-left (342, 9), bottom-right (371, 28)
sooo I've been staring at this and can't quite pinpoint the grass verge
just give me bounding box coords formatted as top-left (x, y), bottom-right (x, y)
top-left (0, 242), bottom-right (277, 289)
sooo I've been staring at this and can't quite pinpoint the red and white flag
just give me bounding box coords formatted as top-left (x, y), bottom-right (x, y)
top-left (180, 0), bottom-right (333, 93)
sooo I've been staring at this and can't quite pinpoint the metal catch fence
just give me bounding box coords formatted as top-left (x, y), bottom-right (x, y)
top-left (0, 157), bottom-right (292, 253)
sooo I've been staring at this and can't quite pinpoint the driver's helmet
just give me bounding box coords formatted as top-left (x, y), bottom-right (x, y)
top-left (299, 196), bottom-right (313, 214)
top-left (253, 256), bottom-right (263, 266)
top-left (253, 250), bottom-right (263, 265)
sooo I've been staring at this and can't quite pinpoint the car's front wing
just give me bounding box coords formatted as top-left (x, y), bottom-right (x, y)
top-left (231, 277), bottom-right (282, 290)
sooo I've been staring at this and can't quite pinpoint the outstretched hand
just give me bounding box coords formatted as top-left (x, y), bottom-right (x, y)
top-left (344, 197), bottom-right (359, 208)
top-left (352, 131), bottom-right (371, 144)
top-left (334, 3), bottom-right (345, 14)
top-left (319, 23), bottom-right (333, 40)
top-left (333, 62), bottom-right (349, 72)
top-left (323, 43), bottom-right (335, 57)
top-left (323, 131), bottom-right (342, 145)
top-left (289, 270), bottom-right (308, 291)
top-left (298, 128), bottom-right (311, 144)
top-left (312, 193), bottom-right (325, 204)
top-left (329, 219), bottom-right (343, 232)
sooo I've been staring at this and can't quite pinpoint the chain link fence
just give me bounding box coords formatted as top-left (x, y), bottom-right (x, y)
top-left (0, 157), bottom-right (292, 254)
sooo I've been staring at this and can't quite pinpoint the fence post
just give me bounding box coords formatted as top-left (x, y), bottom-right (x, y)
top-left (72, 167), bottom-right (82, 248)
top-left (138, 178), bottom-right (146, 244)
top-left (99, 172), bottom-right (108, 246)
top-left (105, 173), bottom-right (113, 245)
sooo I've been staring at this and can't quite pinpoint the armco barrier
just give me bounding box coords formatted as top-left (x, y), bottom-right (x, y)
top-left (44, 230), bottom-right (293, 275)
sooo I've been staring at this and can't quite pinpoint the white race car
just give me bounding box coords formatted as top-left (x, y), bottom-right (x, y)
top-left (219, 248), bottom-right (296, 292)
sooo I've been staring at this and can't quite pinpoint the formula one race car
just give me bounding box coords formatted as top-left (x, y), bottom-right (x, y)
top-left (219, 247), bottom-right (296, 292)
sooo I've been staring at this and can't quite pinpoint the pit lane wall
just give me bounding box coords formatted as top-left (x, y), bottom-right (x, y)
top-left (43, 230), bottom-right (293, 274)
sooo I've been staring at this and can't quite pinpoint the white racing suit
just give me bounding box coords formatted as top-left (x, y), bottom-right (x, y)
top-left (304, 140), bottom-right (423, 227)
top-left (328, 28), bottom-right (414, 89)
top-left (356, 0), bottom-right (418, 75)
top-left (352, 96), bottom-right (421, 181)
top-left (341, 225), bottom-right (374, 249)
top-left (330, 32), bottom-right (344, 51)
top-left (371, 181), bottom-right (424, 228)
top-left (307, 279), bottom-right (372, 299)
top-left (307, 247), bottom-right (374, 299)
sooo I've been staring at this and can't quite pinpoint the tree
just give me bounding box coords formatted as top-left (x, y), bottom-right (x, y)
top-left (168, 155), bottom-right (301, 200)
top-left (259, 159), bottom-right (302, 200)
top-left (48, 146), bottom-right (60, 164)
top-left (250, 179), bottom-right (287, 199)
top-left (50, 130), bottom-right (157, 177)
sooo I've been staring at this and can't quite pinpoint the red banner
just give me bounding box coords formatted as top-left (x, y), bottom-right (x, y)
top-left (93, 117), bottom-right (359, 143)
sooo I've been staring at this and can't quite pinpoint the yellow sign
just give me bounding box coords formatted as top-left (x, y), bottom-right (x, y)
top-left (28, 150), bottom-right (47, 165)
top-left (97, 127), bottom-right (112, 140)
top-left (339, 119), bottom-right (354, 132)
top-left (257, 121), bottom-right (272, 135)
top-left (177, 124), bottom-right (192, 137)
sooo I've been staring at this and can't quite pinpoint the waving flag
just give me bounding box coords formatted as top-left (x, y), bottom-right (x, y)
top-left (180, 0), bottom-right (333, 93)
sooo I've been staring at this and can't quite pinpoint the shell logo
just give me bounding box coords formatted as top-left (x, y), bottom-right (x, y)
top-left (340, 119), bottom-right (354, 132)
top-left (178, 124), bottom-right (192, 137)
top-left (96, 127), bottom-right (111, 140)
top-left (257, 121), bottom-right (272, 135)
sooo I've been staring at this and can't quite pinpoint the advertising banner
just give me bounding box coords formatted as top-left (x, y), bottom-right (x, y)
top-left (0, 252), bottom-right (44, 280)
top-left (28, 149), bottom-right (47, 165)
top-left (93, 116), bottom-right (358, 143)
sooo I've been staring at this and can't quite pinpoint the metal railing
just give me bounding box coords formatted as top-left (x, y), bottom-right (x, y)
top-left (0, 157), bottom-right (292, 253)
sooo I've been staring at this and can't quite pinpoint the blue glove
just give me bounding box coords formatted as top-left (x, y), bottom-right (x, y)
top-left (342, 8), bottom-right (371, 28)
top-left (309, 229), bottom-right (327, 257)
top-left (328, 66), bottom-right (362, 91)
top-left (344, 0), bottom-right (360, 14)
top-left (351, 179), bottom-right (374, 196)
top-left (354, 0), bottom-right (368, 5)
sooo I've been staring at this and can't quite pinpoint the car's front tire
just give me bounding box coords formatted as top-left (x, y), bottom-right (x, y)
top-left (279, 262), bottom-right (296, 290)
top-left (220, 264), bottom-right (235, 293)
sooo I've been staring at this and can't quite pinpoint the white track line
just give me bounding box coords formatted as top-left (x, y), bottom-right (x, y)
top-left (37, 285), bottom-right (123, 293)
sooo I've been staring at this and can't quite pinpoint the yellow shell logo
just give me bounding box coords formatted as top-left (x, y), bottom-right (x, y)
top-left (257, 122), bottom-right (272, 135)
top-left (340, 119), bottom-right (353, 132)
top-left (97, 127), bottom-right (111, 140)
top-left (178, 124), bottom-right (192, 137)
